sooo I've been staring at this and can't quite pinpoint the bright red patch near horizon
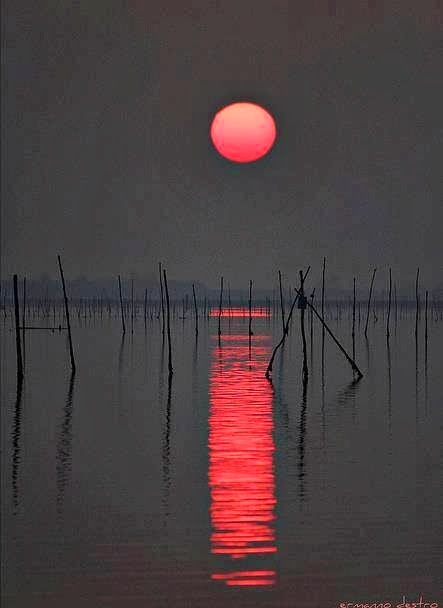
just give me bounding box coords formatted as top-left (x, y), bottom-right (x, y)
top-left (210, 102), bottom-right (277, 163)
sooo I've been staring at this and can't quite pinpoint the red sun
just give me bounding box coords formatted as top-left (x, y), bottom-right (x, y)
top-left (210, 102), bottom-right (277, 163)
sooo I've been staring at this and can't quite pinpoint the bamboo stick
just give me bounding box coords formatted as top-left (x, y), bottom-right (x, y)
top-left (248, 279), bottom-right (253, 336)
top-left (352, 277), bottom-right (356, 360)
top-left (131, 278), bottom-right (134, 334)
top-left (192, 283), bottom-right (198, 336)
top-left (278, 270), bottom-right (286, 336)
top-left (13, 275), bottom-right (24, 380)
top-left (217, 276), bottom-right (223, 339)
top-left (364, 268), bottom-right (377, 338)
top-left (386, 268), bottom-right (392, 339)
top-left (163, 268), bottom-right (173, 377)
top-left (265, 266), bottom-right (311, 379)
top-left (425, 289), bottom-right (428, 344)
top-left (118, 275), bottom-right (126, 334)
top-left (57, 255), bottom-right (76, 373)
top-left (159, 262), bottom-right (165, 335)
top-left (299, 270), bottom-right (308, 381)
top-left (415, 267), bottom-right (420, 338)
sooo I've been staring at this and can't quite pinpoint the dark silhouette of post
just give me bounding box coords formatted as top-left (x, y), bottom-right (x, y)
top-left (217, 276), bottom-right (223, 339)
top-left (57, 256), bottom-right (76, 373)
top-left (265, 266), bottom-right (311, 379)
top-left (248, 279), bottom-right (253, 337)
top-left (13, 275), bottom-right (23, 381)
top-left (144, 287), bottom-right (148, 328)
top-left (309, 288), bottom-right (315, 355)
top-left (352, 277), bottom-right (356, 360)
top-left (415, 267), bottom-right (420, 338)
top-left (364, 268), bottom-right (377, 338)
top-left (278, 270), bottom-right (286, 336)
top-left (386, 268), bottom-right (392, 339)
top-left (299, 270), bottom-right (308, 381)
top-left (192, 283), bottom-right (198, 337)
top-left (131, 278), bottom-right (134, 334)
top-left (163, 269), bottom-right (173, 377)
top-left (321, 257), bottom-right (326, 367)
top-left (425, 289), bottom-right (428, 345)
top-left (118, 275), bottom-right (126, 334)
top-left (22, 277), bottom-right (26, 366)
top-left (159, 262), bottom-right (165, 336)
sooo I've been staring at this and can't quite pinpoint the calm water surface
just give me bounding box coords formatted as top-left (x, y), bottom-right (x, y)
top-left (1, 310), bottom-right (442, 607)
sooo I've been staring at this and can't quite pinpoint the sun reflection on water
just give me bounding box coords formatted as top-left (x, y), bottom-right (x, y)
top-left (209, 333), bottom-right (277, 587)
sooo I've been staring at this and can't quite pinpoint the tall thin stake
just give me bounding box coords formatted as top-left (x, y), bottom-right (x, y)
top-left (321, 257), bottom-right (326, 361)
top-left (131, 278), bottom-right (134, 334)
top-left (192, 283), bottom-right (199, 337)
top-left (218, 276), bottom-right (223, 339)
top-left (299, 270), bottom-right (308, 381)
top-left (13, 275), bottom-right (24, 380)
top-left (159, 262), bottom-right (165, 335)
top-left (415, 267), bottom-right (420, 338)
top-left (22, 277), bottom-right (26, 366)
top-left (22, 277), bottom-right (26, 331)
top-left (57, 255), bottom-right (76, 373)
top-left (425, 289), bottom-right (428, 344)
top-left (163, 269), bottom-right (173, 377)
top-left (248, 279), bottom-right (253, 336)
top-left (386, 268), bottom-right (392, 339)
top-left (278, 270), bottom-right (286, 336)
top-left (364, 268), bottom-right (377, 338)
top-left (310, 289), bottom-right (315, 355)
top-left (352, 277), bottom-right (356, 360)
top-left (118, 275), bottom-right (126, 334)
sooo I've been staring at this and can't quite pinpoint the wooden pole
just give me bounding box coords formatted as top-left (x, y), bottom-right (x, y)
top-left (217, 276), bottom-right (223, 339)
top-left (321, 258), bottom-right (326, 327)
top-left (144, 287), bottom-right (148, 328)
top-left (309, 288), bottom-right (315, 355)
top-left (386, 268), bottom-right (392, 339)
top-left (425, 289), bottom-right (428, 344)
top-left (278, 270), bottom-right (286, 336)
top-left (192, 283), bottom-right (198, 336)
top-left (415, 267), bottom-right (420, 338)
top-left (364, 268), bottom-right (377, 338)
top-left (248, 279), bottom-right (253, 336)
top-left (265, 266), bottom-right (311, 379)
top-left (299, 270), bottom-right (308, 381)
top-left (352, 277), bottom-right (356, 360)
top-left (293, 284), bottom-right (363, 379)
top-left (57, 255), bottom-right (76, 373)
top-left (22, 277), bottom-right (26, 366)
top-left (131, 278), bottom-right (134, 334)
top-left (118, 275), bottom-right (126, 334)
top-left (321, 257), bottom-right (326, 366)
top-left (159, 262), bottom-right (165, 335)
top-left (13, 275), bottom-right (24, 380)
top-left (163, 268), bottom-right (173, 377)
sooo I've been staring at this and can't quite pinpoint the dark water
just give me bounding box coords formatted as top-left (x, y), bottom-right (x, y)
top-left (1, 310), bottom-right (442, 607)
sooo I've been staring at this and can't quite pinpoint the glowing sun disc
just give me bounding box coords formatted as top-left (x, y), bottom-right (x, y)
top-left (210, 102), bottom-right (277, 163)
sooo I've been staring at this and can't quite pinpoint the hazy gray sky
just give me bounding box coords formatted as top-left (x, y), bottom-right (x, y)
top-left (2, 1), bottom-right (443, 289)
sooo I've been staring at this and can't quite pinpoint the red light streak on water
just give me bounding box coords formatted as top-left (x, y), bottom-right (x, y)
top-left (209, 307), bottom-right (270, 318)
top-left (209, 334), bottom-right (276, 587)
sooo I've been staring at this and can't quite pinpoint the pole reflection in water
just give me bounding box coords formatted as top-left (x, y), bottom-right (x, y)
top-left (209, 333), bottom-right (277, 587)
